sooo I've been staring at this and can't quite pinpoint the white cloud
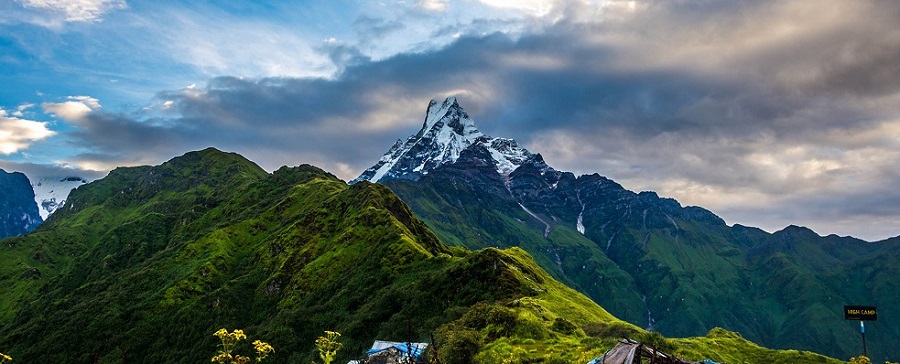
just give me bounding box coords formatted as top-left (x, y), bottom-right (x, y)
top-left (66, 158), bottom-right (128, 172)
top-left (42, 96), bottom-right (102, 122)
top-left (13, 103), bottom-right (35, 117)
top-left (140, 7), bottom-right (331, 79)
top-left (0, 160), bottom-right (106, 181)
top-left (67, 95), bottom-right (101, 109)
top-left (0, 108), bottom-right (56, 154)
top-left (417, 0), bottom-right (448, 12)
top-left (16, 0), bottom-right (127, 22)
top-left (479, 0), bottom-right (555, 15)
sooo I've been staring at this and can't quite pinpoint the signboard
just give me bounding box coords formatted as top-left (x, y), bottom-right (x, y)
top-left (845, 305), bottom-right (877, 321)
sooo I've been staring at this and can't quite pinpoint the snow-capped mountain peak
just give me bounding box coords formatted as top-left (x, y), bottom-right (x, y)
top-left (352, 97), bottom-right (544, 184)
top-left (421, 97), bottom-right (480, 138)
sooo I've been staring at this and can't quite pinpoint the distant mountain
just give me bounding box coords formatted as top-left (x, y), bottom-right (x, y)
top-left (352, 97), bottom-right (542, 184)
top-left (0, 148), bottom-right (839, 364)
top-left (0, 168), bottom-right (41, 239)
top-left (360, 97), bottom-right (900, 362)
top-left (31, 175), bottom-right (88, 220)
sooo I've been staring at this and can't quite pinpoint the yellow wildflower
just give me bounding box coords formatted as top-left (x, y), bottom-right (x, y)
top-left (253, 340), bottom-right (274, 353)
top-left (214, 328), bottom-right (228, 339)
top-left (315, 331), bottom-right (342, 364)
top-left (232, 329), bottom-right (247, 341)
top-left (211, 352), bottom-right (232, 363)
top-left (210, 328), bottom-right (275, 363)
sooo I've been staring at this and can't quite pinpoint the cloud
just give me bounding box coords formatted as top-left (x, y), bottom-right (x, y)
top-left (15, 0), bottom-right (126, 22)
top-left (353, 16), bottom-right (406, 45)
top-left (135, 6), bottom-right (332, 78)
top-left (13, 103), bottom-right (34, 117)
top-left (480, 0), bottom-right (556, 15)
top-left (417, 0), bottom-right (448, 12)
top-left (42, 96), bottom-right (102, 123)
top-left (0, 159), bottom-right (105, 181)
top-left (23, 0), bottom-right (900, 240)
top-left (0, 108), bottom-right (56, 154)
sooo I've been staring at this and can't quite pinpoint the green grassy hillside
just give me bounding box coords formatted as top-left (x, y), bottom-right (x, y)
top-left (0, 149), bottom-right (847, 363)
top-left (385, 160), bottom-right (899, 362)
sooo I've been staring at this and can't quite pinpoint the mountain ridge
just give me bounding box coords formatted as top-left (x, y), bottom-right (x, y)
top-left (0, 148), bottom-right (845, 363)
top-left (362, 97), bottom-right (900, 361)
top-left (1, 148), bottom-right (617, 362)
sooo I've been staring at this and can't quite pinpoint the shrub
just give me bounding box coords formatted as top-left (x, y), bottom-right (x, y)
top-left (436, 327), bottom-right (482, 364)
top-left (582, 322), bottom-right (637, 339)
top-left (541, 355), bottom-right (569, 364)
top-left (513, 318), bottom-right (548, 340)
top-left (551, 318), bottom-right (578, 335)
top-left (636, 331), bottom-right (676, 353)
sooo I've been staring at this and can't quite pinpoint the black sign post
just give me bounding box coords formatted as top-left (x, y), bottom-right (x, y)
top-left (845, 305), bottom-right (877, 357)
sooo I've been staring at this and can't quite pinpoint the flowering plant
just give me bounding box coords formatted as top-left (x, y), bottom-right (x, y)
top-left (315, 331), bottom-right (343, 364)
top-left (211, 328), bottom-right (274, 363)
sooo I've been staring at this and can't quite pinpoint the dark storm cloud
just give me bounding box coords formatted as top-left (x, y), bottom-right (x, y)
top-left (69, 113), bottom-right (194, 155)
top-left (60, 0), bottom-right (900, 239)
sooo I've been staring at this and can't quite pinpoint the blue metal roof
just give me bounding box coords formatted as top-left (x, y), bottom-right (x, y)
top-left (365, 341), bottom-right (428, 358)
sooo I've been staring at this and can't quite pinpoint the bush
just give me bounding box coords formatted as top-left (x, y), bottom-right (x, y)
top-left (459, 303), bottom-right (518, 339)
top-left (512, 316), bottom-right (548, 340)
top-left (582, 322), bottom-right (637, 339)
top-left (435, 327), bottom-right (482, 364)
top-left (551, 318), bottom-right (578, 335)
top-left (541, 355), bottom-right (569, 364)
top-left (636, 331), bottom-right (676, 353)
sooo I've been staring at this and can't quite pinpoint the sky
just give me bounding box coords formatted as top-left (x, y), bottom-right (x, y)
top-left (1, 0), bottom-right (900, 241)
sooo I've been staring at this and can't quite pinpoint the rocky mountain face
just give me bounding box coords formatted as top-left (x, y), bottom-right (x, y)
top-left (0, 169), bottom-right (41, 239)
top-left (362, 98), bottom-right (900, 362)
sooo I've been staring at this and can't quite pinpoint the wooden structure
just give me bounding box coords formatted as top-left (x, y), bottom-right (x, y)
top-left (595, 340), bottom-right (698, 364)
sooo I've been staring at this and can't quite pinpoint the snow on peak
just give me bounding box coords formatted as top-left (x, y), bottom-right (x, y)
top-left (31, 176), bottom-right (88, 220)
top-left (353, 97), bottom-right (542, 184)
top-left (480, 137), bottom-right (533, 175)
